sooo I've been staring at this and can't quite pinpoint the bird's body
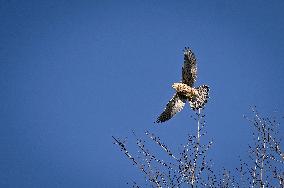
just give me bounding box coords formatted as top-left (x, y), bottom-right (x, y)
top-left (156, 47), bottom-right (210, 123)
top-left (172, 83), bottom-right (198, 98)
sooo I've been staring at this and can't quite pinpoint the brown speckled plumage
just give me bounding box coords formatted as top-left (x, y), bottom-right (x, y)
top-left (156, 47), bottom-right (210, 123)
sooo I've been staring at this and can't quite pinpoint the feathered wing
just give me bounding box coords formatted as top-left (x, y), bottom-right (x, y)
top-left (189, 85), bottom-right (210, 110)
top-left (156, 93), bottom-right (186, 123)
top-left (182, 47), bottom-right (197, 87)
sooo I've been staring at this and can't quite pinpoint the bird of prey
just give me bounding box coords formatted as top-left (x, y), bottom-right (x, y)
top-left (156, 47), bottom-right (210, 123)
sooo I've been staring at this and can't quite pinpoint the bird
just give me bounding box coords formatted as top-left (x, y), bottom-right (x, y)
top-left (155, 47), bottom-right (210, 123)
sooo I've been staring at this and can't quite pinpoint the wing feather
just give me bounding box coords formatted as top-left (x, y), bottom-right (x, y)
top-left (156, 93), bottom-right (186, 123)
top-left (182, 47), bottom-right (197, 87)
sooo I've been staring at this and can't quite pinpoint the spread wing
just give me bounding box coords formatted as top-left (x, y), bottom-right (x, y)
top-left (182, 47), bottom-right (197, 87)
top-left (156, 93), bottom-right (186, 123)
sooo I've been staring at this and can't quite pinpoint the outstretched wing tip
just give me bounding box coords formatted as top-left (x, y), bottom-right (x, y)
top-left (183, 46), bottom-right (191, 52)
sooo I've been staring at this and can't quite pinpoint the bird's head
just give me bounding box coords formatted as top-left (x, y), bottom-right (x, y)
top-left (172, 83), bottom-right (180, 91)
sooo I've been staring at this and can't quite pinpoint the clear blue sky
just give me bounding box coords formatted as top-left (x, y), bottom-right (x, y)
top-left (1, 0), bottom-right (284, 187)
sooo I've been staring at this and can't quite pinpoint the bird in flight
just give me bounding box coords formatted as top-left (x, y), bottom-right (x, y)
top-left (156, 47), bottom-right (210, 123)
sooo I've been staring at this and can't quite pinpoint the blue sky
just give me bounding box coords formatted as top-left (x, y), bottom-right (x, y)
top-left (1, 0), bottom-right (284, 187)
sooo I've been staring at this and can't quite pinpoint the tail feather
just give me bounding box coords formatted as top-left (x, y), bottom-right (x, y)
top-left (189, 85), bottom-right (209, 110)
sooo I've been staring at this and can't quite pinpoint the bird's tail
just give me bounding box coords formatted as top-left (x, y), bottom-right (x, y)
top-left (189, 85), bottom-right (210, 110)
